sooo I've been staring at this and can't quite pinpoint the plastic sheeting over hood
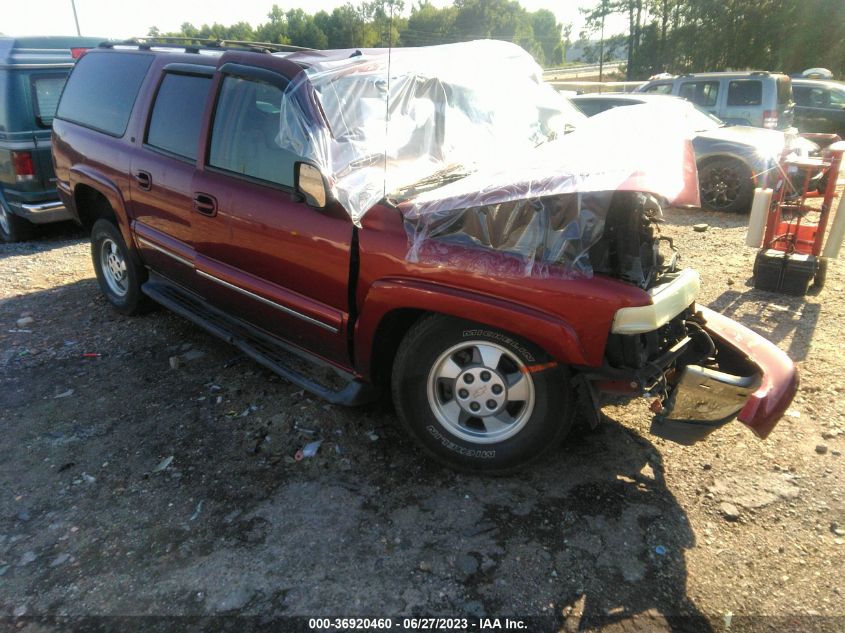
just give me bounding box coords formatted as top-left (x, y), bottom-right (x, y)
top-left (278, 40), bottom-right (700, 226)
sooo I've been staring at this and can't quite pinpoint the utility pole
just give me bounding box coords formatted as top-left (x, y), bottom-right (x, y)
top-left (71, 0), bottom-right (81, 36)
top-left (598, 0), bottom-right (607, 84)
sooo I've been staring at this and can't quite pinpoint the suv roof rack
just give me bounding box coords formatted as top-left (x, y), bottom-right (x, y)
top-left (100, 37), bottom-right (314, 55)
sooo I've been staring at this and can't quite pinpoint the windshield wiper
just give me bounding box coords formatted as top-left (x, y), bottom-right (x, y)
top-left (390, 165), bottom-right (472, 199)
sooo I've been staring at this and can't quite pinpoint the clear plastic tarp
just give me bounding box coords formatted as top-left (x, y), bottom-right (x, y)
top-left (278, 40), bottom-right (700, 276)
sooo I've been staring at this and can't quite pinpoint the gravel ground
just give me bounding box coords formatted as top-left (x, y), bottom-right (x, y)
top-left (0, 201), bottom-right (844, 632)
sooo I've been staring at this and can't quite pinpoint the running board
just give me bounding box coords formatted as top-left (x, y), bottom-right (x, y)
top-left (141, 274), bottom-right (379, 406)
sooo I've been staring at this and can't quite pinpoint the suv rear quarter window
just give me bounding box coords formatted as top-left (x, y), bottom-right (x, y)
top-left (727, 80), bottom-right (762, 106)
top-left (146, 72), bottom-right (212, 161)
top-left (57, 52), bottom-right (153, 137)
top-left (679, 81), bottom-right (720, 107)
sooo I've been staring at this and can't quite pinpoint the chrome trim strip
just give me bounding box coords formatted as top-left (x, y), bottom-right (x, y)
top-left (20, 201), bottom-right (65, 213)
top-left (136, 237), bottom-right (195, 268)
top-left (196, 269), bottom-right (339, 334)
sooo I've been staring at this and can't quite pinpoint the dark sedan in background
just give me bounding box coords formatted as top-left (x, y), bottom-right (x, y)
top-left (570, 93), bottom-right (819, 212)
top-left (792, 79), bottom-right (845, 139)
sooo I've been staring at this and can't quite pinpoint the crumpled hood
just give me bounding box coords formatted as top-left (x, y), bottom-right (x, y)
top-left (400, 103), bottom-right (701, 221)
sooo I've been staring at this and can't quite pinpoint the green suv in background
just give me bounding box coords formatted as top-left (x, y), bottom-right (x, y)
top-left (0, 36), bottom-right (102, 242)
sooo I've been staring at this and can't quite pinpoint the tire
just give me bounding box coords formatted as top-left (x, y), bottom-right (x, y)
top-left (0, 202), bottom-right (35, 243)
top-left (90, 219), bottom-right (150, 315)
top-left (814, 256), bottom-right (827, 289)
top-left (699, 158), bottom-right (754, 213)
top-left (391, 315), bottom-right (574, 473)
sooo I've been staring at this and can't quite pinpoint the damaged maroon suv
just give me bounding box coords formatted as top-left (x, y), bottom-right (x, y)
top-left (51, 38), bottom-right (798, 471)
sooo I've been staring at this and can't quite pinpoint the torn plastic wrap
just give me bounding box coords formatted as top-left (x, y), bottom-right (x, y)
top-left (277, 40), bottom-right (700, 277)
top-left (279, 39), bottom-right (575, 224)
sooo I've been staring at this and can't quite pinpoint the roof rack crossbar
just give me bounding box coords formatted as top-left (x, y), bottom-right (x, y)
top-left (99, 37), bottom-right (314, 54)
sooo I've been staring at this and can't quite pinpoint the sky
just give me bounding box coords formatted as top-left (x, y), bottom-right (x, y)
top-left (3, 0), bottom-right (628, 41)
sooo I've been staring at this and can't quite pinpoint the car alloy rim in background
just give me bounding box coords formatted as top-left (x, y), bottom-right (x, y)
top-left (701, 165), bottom-right (741, 208)
top-left (100, 237), bottom-right (129, 297)
top-left (426, 340), bottom-right (536, 444)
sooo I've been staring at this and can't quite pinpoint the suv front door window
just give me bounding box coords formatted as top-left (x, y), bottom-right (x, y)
top-left (208, 76), bottom-right (299, 187)
top-left (678, 81), bottom-right (720, 109)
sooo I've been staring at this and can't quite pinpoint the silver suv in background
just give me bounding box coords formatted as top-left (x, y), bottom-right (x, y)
top-left (636, 71), bottom-right (794, 130)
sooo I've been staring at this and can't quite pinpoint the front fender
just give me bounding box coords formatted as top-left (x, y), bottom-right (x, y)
top-left (354, 277), bottom-right (589, 378)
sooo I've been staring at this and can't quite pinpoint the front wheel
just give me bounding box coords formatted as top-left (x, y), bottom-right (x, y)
top-left (391, 315), bottom-right (573, 472)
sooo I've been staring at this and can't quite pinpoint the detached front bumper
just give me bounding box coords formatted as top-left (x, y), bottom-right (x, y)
top-left (651, 305), bottom-right (798, 445)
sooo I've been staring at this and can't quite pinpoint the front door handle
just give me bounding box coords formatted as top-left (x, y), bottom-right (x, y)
top-left (135, 170), bottom-right (152, 191)
top-left (193, 192), bottom-right (218, 217)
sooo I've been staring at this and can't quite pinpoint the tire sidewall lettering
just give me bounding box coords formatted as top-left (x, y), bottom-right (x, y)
top-left (461, 328), bottom-right (535, 363)
top-left (426, 425), bottom-right (496, 459)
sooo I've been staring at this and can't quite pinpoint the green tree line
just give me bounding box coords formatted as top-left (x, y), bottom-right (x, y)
top-left (582, 0), bottom-right (845, 79)
top-left (148, 0), bottom-right (570, 67)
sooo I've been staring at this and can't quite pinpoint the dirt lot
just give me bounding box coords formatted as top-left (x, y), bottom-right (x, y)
top-left (1, 202), bottom-right (844, 632)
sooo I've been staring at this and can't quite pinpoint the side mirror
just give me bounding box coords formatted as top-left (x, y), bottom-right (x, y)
top-left (295, 163), bottom-right (330, 209)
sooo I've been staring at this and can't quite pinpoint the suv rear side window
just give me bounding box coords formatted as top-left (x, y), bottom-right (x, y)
top-left (30, 74), bottom-right (67, 128)
top-left (679, 81), bottom-right (720, 107)
top-left (57, 52), bottom-right (153, 137)
top-left (208, 75), bottom-right (299, 188)
top-left (146, 73), bottom-right (212, 161)
top-left (727, 80), bottom-right (762, 106)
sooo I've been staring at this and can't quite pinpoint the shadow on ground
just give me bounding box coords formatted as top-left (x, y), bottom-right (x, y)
top-left (0, 222), bottom-right (84, 261)
top-left (710, 288), bottom-right (820, 362)
top-left (0, 281), bottom-right (712, 632)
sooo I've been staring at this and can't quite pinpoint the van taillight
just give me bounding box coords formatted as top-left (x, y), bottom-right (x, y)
top-left (11, 151), bottom-right (35, 182)
top-left (763, 110), bottom-right (779, 129)
top-left (70, 47), bottom-right (88, 60)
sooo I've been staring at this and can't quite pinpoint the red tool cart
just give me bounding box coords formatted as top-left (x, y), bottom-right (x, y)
top-left (746, 136), bottom-right (845, 295)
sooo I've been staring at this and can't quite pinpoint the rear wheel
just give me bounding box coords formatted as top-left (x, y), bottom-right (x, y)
top-left (392, 315), bottom-right (573, 472)
top-left (699, 158), bottom-right (754, 213)
top-left (91, 219), bottom-right (150, 315)
top-left (0, 203), bottom-right (35, 242)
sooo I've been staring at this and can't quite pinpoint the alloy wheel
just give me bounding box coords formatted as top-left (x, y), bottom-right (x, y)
top-left (426, 340), bottom-right (536, 444)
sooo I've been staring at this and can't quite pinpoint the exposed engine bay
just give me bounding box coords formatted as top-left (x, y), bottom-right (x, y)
top-left (589, 191), bottom-right (679, 289)
top-left (402, 189), bottom-right (681, 284)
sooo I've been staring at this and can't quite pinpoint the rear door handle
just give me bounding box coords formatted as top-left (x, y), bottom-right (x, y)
top-left (193, 192), bottom-right (218, 217)
top-left (135, 170), bottom-right (152, 190)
